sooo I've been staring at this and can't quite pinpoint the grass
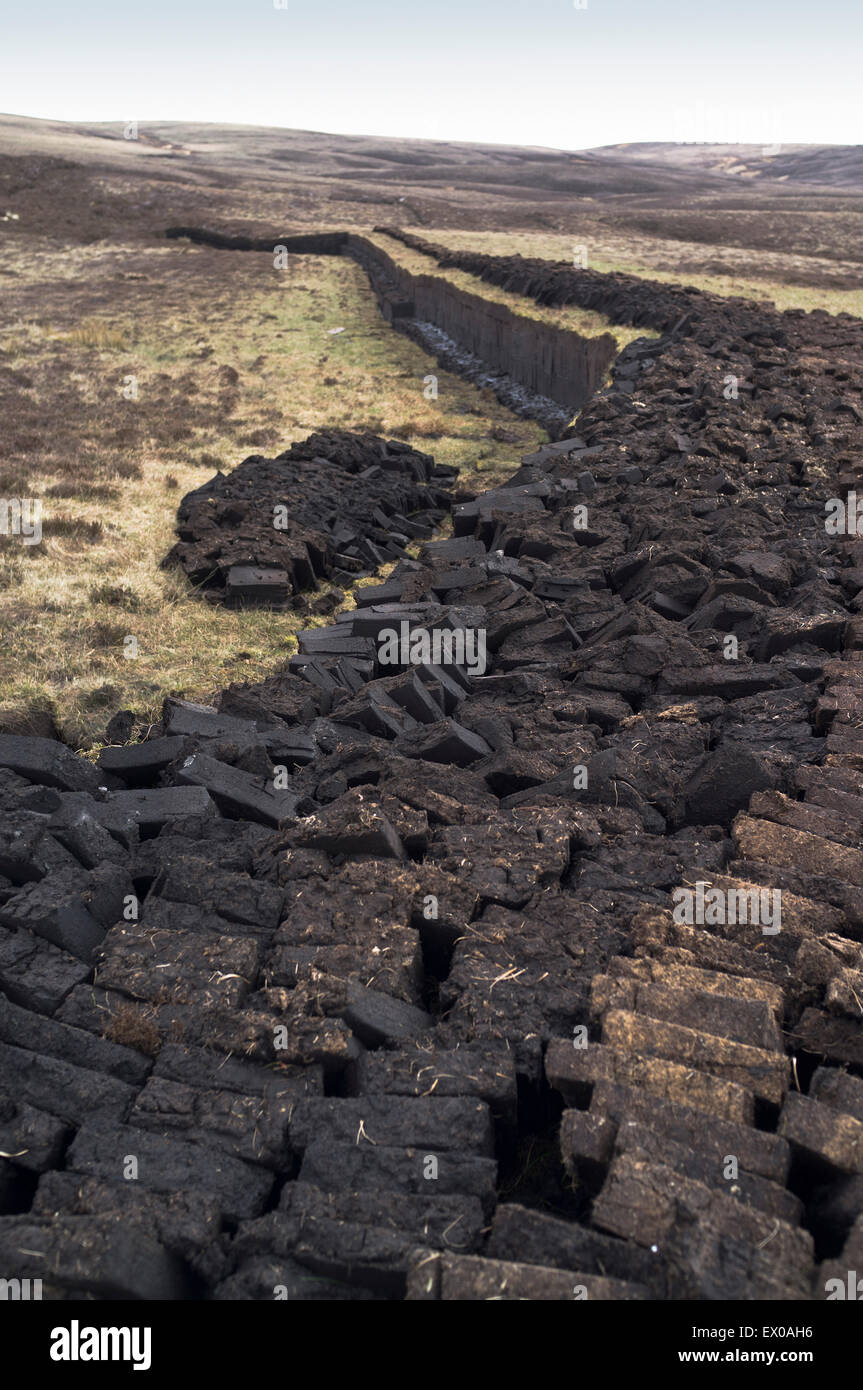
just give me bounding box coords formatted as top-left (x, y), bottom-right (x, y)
top-left (0, 238), bottom-right (546, 746)
top-left (61, 318), bottom-right (129, 351)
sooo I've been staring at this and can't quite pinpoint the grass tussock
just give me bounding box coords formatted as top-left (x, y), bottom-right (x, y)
top-left (103, 1001), bottom-right (162, 1057)
top-left (41, 516), bottom-right (104, 543)
top-left (61, 318), bottom-right (129, 351)
top-left (89, 582), bottom-right (142, 610)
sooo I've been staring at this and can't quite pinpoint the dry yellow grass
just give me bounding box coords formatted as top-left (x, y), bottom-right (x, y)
top-left (61, 318), bottom-right (129, 351)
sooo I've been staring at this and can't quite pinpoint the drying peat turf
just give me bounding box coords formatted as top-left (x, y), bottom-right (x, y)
top-left (2, 249), bottom-right (863, 1301)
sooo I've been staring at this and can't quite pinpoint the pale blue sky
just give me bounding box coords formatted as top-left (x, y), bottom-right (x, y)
top-left (0, 0), bottom-right (858, 148)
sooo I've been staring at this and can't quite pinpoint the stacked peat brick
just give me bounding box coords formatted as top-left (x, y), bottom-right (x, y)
top-left (164, 430), bottom-right (454, 606)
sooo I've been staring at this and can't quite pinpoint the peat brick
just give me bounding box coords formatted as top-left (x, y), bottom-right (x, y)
top-left (278, 1182), bottom-right (484, 1255)
top-left (291, 790), bottom-right (405, 859)
top-left (593, 1152), bottom-right (811, 1268)
top-left (0, 812), bottom-right (86, 886)
top-left (0, 1041), bottom-right (134, 1128)
top-left (225, 1210), bottom-right (408, 1297)
top-left (559, 1109), bottom-right (616, 1172)
top-left (485, 1202), bottom-right (662, 1291)
top-left (406, 1251), bottom-right (646, 1301)
top-left (601, 1009), bottom-right (789, 1106)
top-left (0, 994), bottom-right (150, 1085)
top-left (606, 950), bottom-right (785, 1020)
top-left (778, 1091), bottom-right (863, 1174)
top-left (32, 1171), bottom-right (226, 1288)
top-left (792, 1008), bottom-right (863, 1069)
top-left (809, 1066), bottom-right (863, 1123)
top-left (67, 1120), bottom-right (273, 1221)
top-left (0, 926), bottom-right (90, 1014)
top-left (225, 565), bottom-right (291, 604)
top-left (59, 979), bottom-right (361, 1073)
top-left (0, 735), bottom-right (102, 793)
top-left (133, 897), bottom-right (241, 940)
top-left (163, 697), bottom-right (264, 741)
top-left (107, 786), bottom-right (217, 833)
top-left (589, 1079), bottom-right (790, 1184)
top-left (546, 1038), bottom-right (755, 1124)
top-left (96, 921), bottom-right (259, 1010)
top-left (662, 1220), bottom-right (814, 1301)
top-left (341, 985), bottom-right (434, 1047)
top-left (290, 1096), bottom-right (493, 1155)
top-left (270, 870), bottom-right (421, 1003)
top-left (749, 788), bottom-right (863, 848)
top-left (129, 1075), bottom-right (293, 1169)
top-left (0, 868), bottom-right (112, 961)
top-left (733, 813), bottom-right (863, 887)
top-left (152, 1042), bottom-right (323, 1102)
top-left (659, 664), bottom-right (790, 700)
top-left (54, 792), bottom-right (142, 850)
top-left (590, 974), bottom-right (781, 1050)
top-left (0, 1214), bottom-right (191, 1300)
top-left (397, 719), bottom-right (492, 767)
top-left (690, 872), bottom-right (845, 939)
top-left (228, 1186), bottom-right (485, 1295)
top-left (98, 735), bottom-right (189, 785)
top-left (46, 804), bottom-right (129, 870)
top-left (298, 1139), bottom-right (497, 1212)
top-left (613, 1121), bottom-right (802, 1225)
top-left (151, 861), bottom-right (284, 934)
top-left (353, 1046), bottom-right (517, 1126)
top-left (175, 751), bottom-right (299, 827)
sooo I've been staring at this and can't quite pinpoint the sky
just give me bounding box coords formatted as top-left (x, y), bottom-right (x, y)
top-left (0, 0), bottom-right (859, 150)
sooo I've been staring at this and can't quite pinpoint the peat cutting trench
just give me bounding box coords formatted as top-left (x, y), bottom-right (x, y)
top-left (2, 234), bottom-right (863, 1300)
top-left (167, 225), bottom-right (620, 437)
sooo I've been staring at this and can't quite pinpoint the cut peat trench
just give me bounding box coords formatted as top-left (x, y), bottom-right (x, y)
top-left (2, 243), bottom-right (863, 1299)
top-left (165, 225), bottom-right (619, 438)
top-left (160, 223), bottom-right (624, 608)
